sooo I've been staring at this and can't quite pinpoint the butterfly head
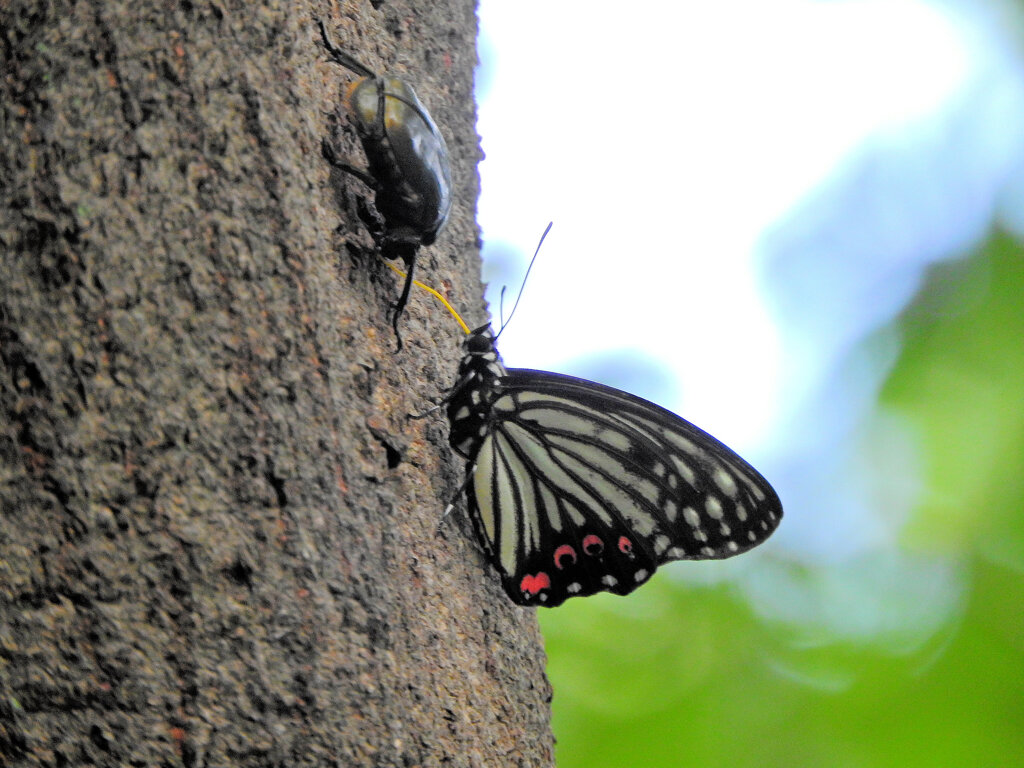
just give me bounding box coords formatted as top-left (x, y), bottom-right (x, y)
top-left (458, 324), bottom-right (504, 377)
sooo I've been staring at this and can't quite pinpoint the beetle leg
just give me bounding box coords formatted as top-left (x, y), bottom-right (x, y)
top-left (353, 198), bottom-right (387, 246)
top-left (322, 137), bottom-right (390, 245)
top-left (321, 137), bottom-right (378, 188)
top-left (317, 20), bottom-right (376, 78)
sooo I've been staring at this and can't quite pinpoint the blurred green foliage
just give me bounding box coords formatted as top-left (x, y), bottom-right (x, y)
top-left (541, 232), bottom-right (1024, 767)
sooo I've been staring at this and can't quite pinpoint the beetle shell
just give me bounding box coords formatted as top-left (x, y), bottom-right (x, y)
top-left (347, 76), bottom-right (453, 249)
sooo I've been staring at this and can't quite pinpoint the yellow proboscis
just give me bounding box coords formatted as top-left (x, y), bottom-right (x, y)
top-left (382, 260), bottom-right (470, 335)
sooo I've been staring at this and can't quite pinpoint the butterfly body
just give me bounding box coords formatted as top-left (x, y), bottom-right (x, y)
top-left (447, 325), bottom-right (783, 607)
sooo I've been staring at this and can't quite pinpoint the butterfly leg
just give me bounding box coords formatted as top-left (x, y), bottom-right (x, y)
top-left (441, 467), bottom-right (473, 524)
top-left (409, 368), bottom-right (476, 419)
top-left (436, 466), bottom-right (486, 559)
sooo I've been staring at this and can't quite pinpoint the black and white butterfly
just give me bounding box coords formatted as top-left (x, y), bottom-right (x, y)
top-left (444, 324), bottom-right (783, 607)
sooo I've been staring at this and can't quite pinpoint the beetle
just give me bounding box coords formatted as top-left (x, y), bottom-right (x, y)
top-left (317, 20), bottom-right (453, 347)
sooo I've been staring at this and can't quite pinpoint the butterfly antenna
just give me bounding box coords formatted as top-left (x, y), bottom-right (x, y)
top-left (498, 285), bottom-right (509, 328)
top-left (381, 259), bottom-right (470, 334)
top-left (495, 222), bottom-right (552, 341)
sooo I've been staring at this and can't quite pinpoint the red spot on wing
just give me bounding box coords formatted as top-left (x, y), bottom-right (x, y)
top-left (618, 536), bottom-right (633, 554)
top-left (554, 544), bottom-right (577, 569)
top-left (520, 572), bottom-right (551, 597)
top-left (582, 534), bottom-right (604, 556)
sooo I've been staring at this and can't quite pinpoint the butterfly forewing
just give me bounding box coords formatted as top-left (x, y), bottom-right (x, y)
top-left (447, 326), bottom-right (782, 607)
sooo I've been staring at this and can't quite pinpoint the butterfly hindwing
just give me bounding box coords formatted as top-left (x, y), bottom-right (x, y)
top-left (466, 414), bottom-right (661, 606)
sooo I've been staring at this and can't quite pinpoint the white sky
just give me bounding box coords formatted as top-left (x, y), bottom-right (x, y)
top-left (474, 0), bottom-right (1024, 640)
top-left (477, 0), bottom-right (993, 450)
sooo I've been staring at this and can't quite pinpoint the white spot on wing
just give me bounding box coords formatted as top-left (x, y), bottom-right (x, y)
top-left (683, 507), bottom-right (701, 529)
top-left (601, 575), bottom-right (618, 587)
top-left (713, 468), bottom-right (738, 497)
top-left (492, 395), bottom-right (516, 414)
top-left (674, 459), bottom-right (697, 487)
top-left (705, 496), bottom-right (724, 519)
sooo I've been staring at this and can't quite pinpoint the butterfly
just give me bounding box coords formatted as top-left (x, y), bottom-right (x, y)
top-left (443, 323), bottom-right (783, 607)
top-left (396, 224), bottom-right (784, 607)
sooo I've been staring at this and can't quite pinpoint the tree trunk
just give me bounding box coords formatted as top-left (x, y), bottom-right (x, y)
top-left (0, 2), bottom-right (554, 765)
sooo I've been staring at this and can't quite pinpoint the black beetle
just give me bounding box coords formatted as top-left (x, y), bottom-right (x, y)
top-left (318, 20), bottom-right (453, 347)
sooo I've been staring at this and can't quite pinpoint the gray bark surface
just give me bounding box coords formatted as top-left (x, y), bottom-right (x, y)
top-left (0, 2), bottom-right (555, 765)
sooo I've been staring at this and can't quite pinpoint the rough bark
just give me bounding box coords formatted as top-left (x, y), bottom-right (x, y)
top-left (0, 1), bottom-right (554, 766)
